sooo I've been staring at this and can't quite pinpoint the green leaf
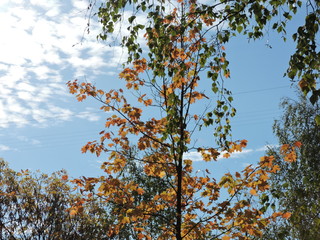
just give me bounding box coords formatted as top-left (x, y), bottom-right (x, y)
top-left (128, 16), bottom-right (136, 23)
top-left (237, 25), bottom-right (243, 33)
top-left (315, 115), bottom-right (320, 125)
top-left (309, 94), bottom-right (318, 105)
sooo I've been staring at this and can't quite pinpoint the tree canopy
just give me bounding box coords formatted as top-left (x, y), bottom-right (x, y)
top-left (0, 159), bottom-right (111, 240)
top-left (67, 0), bottom-right (301, 239)
top-left (261, 94), bottom-right (320, 239)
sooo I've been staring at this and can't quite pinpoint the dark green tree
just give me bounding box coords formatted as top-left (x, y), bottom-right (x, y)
top-left (261, 94), bottom-right (320, 239)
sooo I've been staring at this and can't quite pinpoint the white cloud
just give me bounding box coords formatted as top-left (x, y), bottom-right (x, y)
top-left (71, 0), bottom-right (89, 10)
top-left (77, 111), bottom-right (101, 122)
top-left (30, 0), bottom-right (61, 11)
top-left (184, 151), bottom-right (204, 161)
top-left (0, 144), bottom-right (11, 151)
top-left (0, 1), bottom-right (123, 129)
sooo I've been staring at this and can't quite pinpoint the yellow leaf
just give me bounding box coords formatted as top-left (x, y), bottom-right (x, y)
top-left (126, 209), bottom-right (134, 214)
top-left (187, 70), bottom-right (195, 78)
top-left (122, 217), bottom-right (130, 224)
top-left (184, 159), bottom-right (192, 165)
top-left (159, 171), bottom-right (166, 178)
top-left (250, 189), bottom-right (257, 196)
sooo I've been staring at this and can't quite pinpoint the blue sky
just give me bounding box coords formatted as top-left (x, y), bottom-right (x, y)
top-left (0, 0), bottom-right (302, 178)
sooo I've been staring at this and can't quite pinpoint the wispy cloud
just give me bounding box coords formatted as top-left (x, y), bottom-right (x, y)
top-left (0, 1), bottom-right (120, 129)
top-left (17, 135), bottom-right (41, 145)
top-left (255, 144), bottom-right (279, 152)
top-left (77, 107), bottom-right (102, 122)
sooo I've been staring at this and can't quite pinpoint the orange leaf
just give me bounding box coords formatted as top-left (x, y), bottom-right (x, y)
top-left (294, 141), bottom-right (302, 148)
top-left (222, 236), bottom-right (231, 240)
top-left (138, 233), bottom-right (144, 239)
top-left (69, 209), bottom-right (77, 216)
top-left (272, 212), bottom-right (283, 218)
top-left (136, 188), bottom-right (145, 195)
top-left (223, 152), bottom-right (230, 158)
top-left (282, 212), bottom-right (291, 219)
top-left (271, 164), bottom-right (281, 173)
top-left (280, 144), bottom-right (289, 152)
top-left (240, 139), bottom-right (248, 147)
top-left (298, 79), bottom-right (308, 89)
top-left (250, 189), bottom-right (257, 196)
top-left (61, 175), bottom-right (68, 181)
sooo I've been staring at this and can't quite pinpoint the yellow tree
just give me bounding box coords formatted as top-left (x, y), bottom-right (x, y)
top-left (68, 0), bottom-right (300, 239)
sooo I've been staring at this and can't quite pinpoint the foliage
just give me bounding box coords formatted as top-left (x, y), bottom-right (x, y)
top-left (0, 159), bottom-right (111, 240)
top-left (89, 0), bottom-right (319, 109)
top-left (260, 94), bottom-right (320, 239)
top-left (287, 1), bottom-right (319, 109)
top-left (67, 0), bottom-right (300, 239)
top-left (84, 146), bottom-right (175, 239)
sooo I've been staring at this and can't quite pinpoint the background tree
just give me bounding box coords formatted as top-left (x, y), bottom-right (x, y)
top-left (68, 0), bottom-right (299, 239)
top-left (0, 158), bottom-right (111, 240)
top-left (260, 94), bottom-right (320, 239)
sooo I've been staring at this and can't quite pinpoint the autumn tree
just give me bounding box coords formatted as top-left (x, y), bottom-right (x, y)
top-left (260, 94), bottom-right (320, 239)
top-left (67, 0), bottom-right (301, 239)
top-left (89, 0), bottom-right (319, 111)
top-left (0, 158), bottom-right (111, 240)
